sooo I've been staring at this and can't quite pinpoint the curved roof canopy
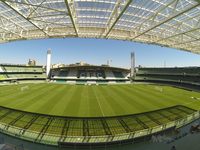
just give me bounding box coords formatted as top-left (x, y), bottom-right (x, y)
top-left (0, 0), bottom-right (200, 54)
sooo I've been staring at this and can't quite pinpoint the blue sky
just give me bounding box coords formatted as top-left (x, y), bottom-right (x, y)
top-left (0, 38), bottom-right (199, 68)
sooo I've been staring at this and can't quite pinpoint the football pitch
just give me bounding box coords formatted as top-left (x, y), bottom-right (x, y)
top-left (0, 83), bottom-right (200, 117)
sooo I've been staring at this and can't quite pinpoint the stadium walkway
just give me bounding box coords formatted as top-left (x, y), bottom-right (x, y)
top-left (0, 119), bottom-right (199, 150)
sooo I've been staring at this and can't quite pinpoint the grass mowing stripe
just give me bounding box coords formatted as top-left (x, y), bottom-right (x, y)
top-left (86, 86), bottom-right (104, 117)
top-left (119, 85), bottom-right (159, 112)
top-left (110, 85), bottom-right (162, 112)
top-left (4, 84), bottom-right (48, 107)
top-left (17, 84), bottom-right (57, 111)
top-left (35, 84), bottom-right (68, 114)
top-left (0, 83), bottom-right (199, 117)
top-left (0, 84), bottom-right (41, 99)
top-left (108, 85), bottom-right (143, 113)
top-left (112, 85), bottom-right (153, 109)
top-left (91, 86), bottom-right (105, 117)
top-left (0, 84), bottom-right (46, 107)
top-left (127, 85), bottom-right (177, 107)
top-left (50, 85), bottom-right (74, 115)
top-left (95, 86), bottom-right (115, 116)
top-left (62, 85), bottom-right (78, 116)
top-left (99, 86), bottom-right (128, 116)
top-left (141, 85), bottom-right (195, 107)
top-left (62, 85), bottom-right (83, 117)
top-left (77, 86), bottom-right (89, 117)
top-left (123, 85), bottom-right (168, 109)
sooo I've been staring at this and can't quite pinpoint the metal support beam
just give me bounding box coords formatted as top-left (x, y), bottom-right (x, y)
top-left (0, 26), bottom-right (23, 39)
top-left (83, 120), bottom-right (89, 136)
top-left (27, 0), bottom-right (47, 19)
top-left (156, 27), bottom-right (200, 43)
top-left (21, 115), bottom-right (39, 135)
top-left (0, 14), bottom-right (27, 31)
top-left (101, 119), bottom-right (112, 135)
top-left (30, 19), bottom-right (68, 30)
top-left (0, 16), bottom-right (26, 38)
top-left (130, 0), bottom-right (179, 36)
top-left (157, 111), bottom-right (173, 121)
top-left (135, 117), bottom-right (148, 129)
top-left (35, 117), bottom-right (53, 142)
top-left (1, 0), bottom-right (50, 37)
top-left (167, 109), bottom-right (183, 120)
top-left (64, 0), bottom-right (78, 36)
top-left (132, 2), bottom-right (200, 40)
top-left (0, 110), bottom-right (12, 121)
top-left (5, 0), bottom-right (67, 13)
top-left (59, 120), bottom-right (70, 142)
top-left (155, 13), bottom-right (200, 43)
top-left (103, 0), bottom-right (132, 37)
top-left (176, 107), bottom-right (192, 115)
top-left (186, 42), bottom-right (200, 49)
top-left (118, 118), bottom-right (132, 132)
top-left (146, 114), bottom-right (162, 125)
top-left (171, 36), bottom-right (200, 47)
top-left (7, 113), bottom-right (25, 127)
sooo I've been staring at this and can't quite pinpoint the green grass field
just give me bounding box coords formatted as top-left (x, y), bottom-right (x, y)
top-left (0, 83), bottom-right (200, 117)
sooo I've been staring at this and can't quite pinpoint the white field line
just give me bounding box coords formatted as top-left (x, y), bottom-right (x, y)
top-left (92, 87), bottom-right (105, 117)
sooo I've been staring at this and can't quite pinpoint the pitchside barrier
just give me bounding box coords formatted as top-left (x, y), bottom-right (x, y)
top-left (0, 105), bottom-right (197, 147)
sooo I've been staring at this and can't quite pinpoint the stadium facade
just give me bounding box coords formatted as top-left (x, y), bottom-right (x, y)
top-left (0, 61), bottom-right (200, 149)
top-left (50, 64), bottom-right (130, 84)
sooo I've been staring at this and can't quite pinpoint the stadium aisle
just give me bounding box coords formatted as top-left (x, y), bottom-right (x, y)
top-left (0, 120), bottom-right (200, 150)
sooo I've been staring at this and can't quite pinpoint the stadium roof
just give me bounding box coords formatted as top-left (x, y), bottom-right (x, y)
top-left (52, 64), bottom-right (130, 71)
top-left (0, 0), bottom-right (200, 54)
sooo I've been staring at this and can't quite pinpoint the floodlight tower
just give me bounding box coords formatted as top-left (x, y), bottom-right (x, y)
top-left (131, 52), bottom-right (135, 77)
top-left (46, 49), bottom-right (51, 77)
